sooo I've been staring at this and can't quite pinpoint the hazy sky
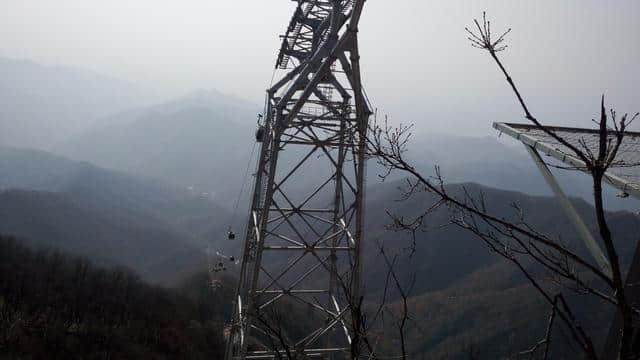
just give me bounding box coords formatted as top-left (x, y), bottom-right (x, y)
top-left (1, 0), bottom-right (639, 135)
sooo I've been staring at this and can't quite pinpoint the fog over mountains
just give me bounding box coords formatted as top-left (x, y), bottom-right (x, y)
top-left (0, 146), bottom-right (232, 284)
top-left (0, 58), bottom-right (147, 150)
top-left (1, 57), bottom-right (638, 358)
top-left (56, 89), bottom-right (259, 203)
top-left (3, 57), bottom-right (635, 209)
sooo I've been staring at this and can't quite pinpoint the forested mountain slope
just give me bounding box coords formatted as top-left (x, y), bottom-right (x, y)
top-left (0, 236), bottom-right (231, 359)
top-left (2, 144), bottom-right (637, 358)
top-left (361, 180), bottom-right (639, 358)
top-left (362, 181), bottom-right (640, 298)
top-left (0, 147), bottom-right (234, 284)
top-left (0, 190), bottom-right (204, 283)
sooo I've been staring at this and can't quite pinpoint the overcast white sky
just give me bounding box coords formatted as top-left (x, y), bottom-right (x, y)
top-left (1, 0), bottom-right (639, 135)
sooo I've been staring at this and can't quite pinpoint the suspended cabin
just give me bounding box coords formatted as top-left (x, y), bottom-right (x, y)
top-left (255, 126), bottom-right (265, 142)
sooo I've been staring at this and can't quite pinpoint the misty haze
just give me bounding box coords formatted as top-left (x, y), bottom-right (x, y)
top-left (1, 1), bottom-right (639, 359)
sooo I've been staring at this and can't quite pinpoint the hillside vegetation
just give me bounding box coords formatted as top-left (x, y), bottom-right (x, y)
top-left (0, 236), bottom-right (233, 359)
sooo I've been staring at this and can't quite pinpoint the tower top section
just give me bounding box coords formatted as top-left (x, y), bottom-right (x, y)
top-left (276, 0), bottom-right (359, 69)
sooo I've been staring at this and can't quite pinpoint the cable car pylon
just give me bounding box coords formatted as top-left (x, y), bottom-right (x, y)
top-left (225, 1), bottom-right (371, 358)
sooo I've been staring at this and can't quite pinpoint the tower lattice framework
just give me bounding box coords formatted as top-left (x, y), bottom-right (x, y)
top-left (225, 1), bottom-right (370, 359)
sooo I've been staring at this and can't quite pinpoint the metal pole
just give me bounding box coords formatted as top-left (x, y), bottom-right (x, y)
top-left (523, 144), bottom-right (612, 277)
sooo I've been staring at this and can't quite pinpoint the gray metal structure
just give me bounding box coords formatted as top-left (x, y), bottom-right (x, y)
top-left (225, 1), bottom-right (370, 359)
top-left (493, 122), bottom-right (640, 359)
top-left (494, 122), bottom-right (640, 199)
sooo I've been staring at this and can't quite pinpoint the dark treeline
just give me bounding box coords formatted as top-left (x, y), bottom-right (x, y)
top-left (0, 235), bottom-right (232, 359)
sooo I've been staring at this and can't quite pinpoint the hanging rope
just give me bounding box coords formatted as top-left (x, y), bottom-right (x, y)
top-left (231, 140), bottom-right (258, 226)
top-left (269, 67), bottom-right (277, 88)
top-left (228, 67), bottom-right (274, 228)
top-left (210, 66), bottom-right (278, 288)
top-left (223, 66), bottom-right (275, 243)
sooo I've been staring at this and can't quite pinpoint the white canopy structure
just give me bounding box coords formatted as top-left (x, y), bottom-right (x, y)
top-left (495, 122), bottom-right (640, 199)
top-left (494, 122), bottom-right (640, 359)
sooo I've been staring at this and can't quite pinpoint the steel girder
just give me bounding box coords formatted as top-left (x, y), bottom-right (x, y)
top-left (225, 1), bottom-right (370, 359)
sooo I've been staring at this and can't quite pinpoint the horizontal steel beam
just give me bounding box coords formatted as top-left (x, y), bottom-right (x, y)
top-left (263, 246), bottom-right (354, 251)
top-left (258, 289), bottom-right (329, 294)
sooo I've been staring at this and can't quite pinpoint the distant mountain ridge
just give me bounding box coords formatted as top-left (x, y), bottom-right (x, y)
top-left (0, 146), bottom-right (229, 229)
top-left (0, 57), bottom-right (144, 149)
top-left (0, 189), bottom-right (204, 283)
top-left (0, 147), bottom-right (233, 284)
top-left (0, 56), bottom-right (633, 212)
top-left (57, 90), bottom-right (260, 205)
top-left (55, 90), bottom-right (637, 212)
top-left (362, 180), bottom-right (640, 298)
top-left (396, 131), bottom-right (637, 211)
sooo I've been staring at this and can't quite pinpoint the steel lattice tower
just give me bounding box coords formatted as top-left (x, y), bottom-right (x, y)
top-left (225, 1), bottom-right (370, 359)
